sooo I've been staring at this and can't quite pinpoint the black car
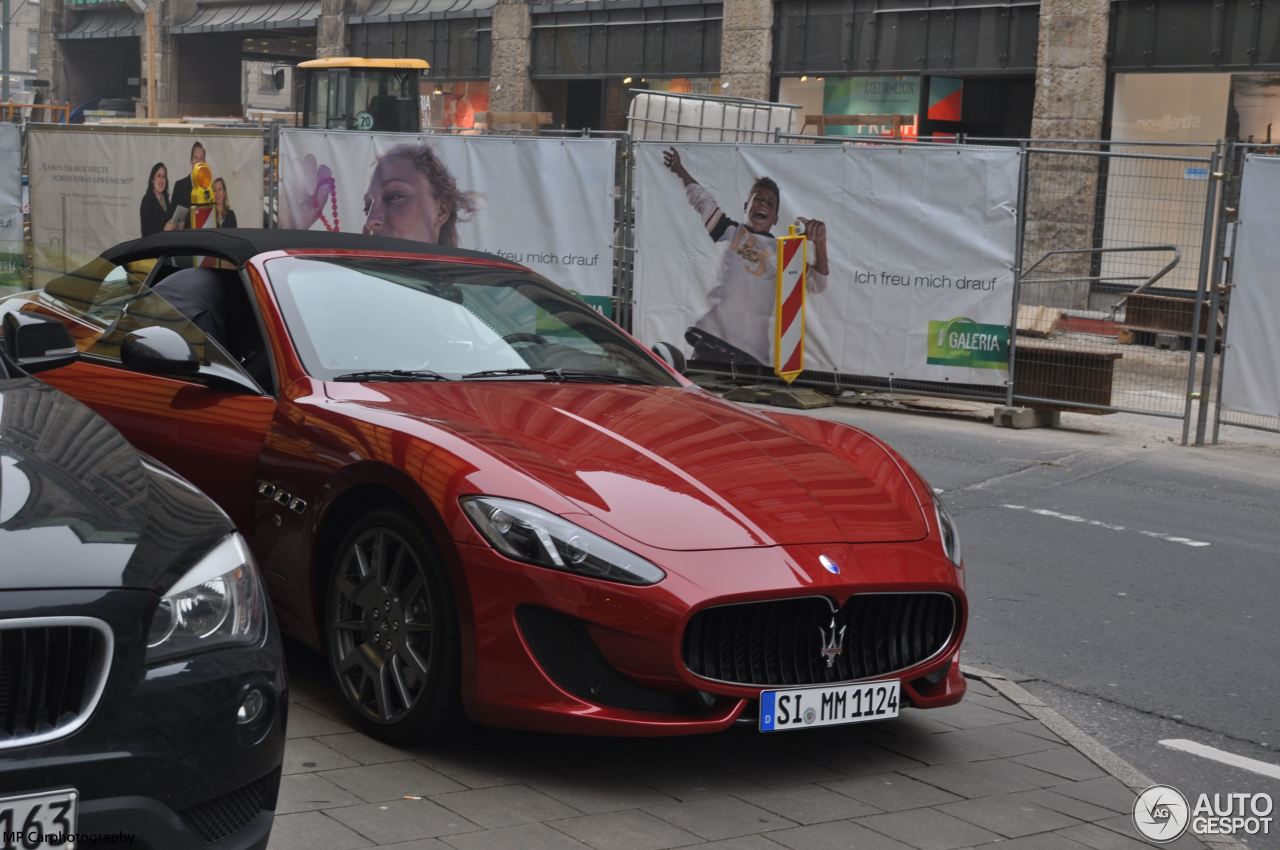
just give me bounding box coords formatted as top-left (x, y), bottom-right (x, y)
top-left (0, 311), bottom-right (286, 849)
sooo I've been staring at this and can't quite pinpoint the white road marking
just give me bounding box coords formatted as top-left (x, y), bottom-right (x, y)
top-left (1138, 530), bottom-right (1212, 548)
top-left (1160, 739), bottom-right (1280, 780)
top-left (1001, 504), bottom-right (1210, 547)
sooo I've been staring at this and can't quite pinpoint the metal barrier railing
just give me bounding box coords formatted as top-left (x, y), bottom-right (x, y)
top-left (2, 102), bottom-right (71, 124)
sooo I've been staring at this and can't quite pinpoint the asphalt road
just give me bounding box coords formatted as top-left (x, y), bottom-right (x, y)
top-left (800, 400), bottom-right (1280, 840)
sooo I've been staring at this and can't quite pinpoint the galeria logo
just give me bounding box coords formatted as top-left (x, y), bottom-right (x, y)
top-left (926, 317), bottom-right (1009, 369)
top-left (1133, 785), bottom-right (1191, 843)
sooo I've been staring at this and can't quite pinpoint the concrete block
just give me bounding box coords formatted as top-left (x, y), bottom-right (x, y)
top-left (768, 387), bottom-right (833, 409)
top-left (1154, 332), bottom-right (1185, 351)
top-left (993, 406), bottom-right (1061, 429)
top-left (722, 385), bottom-right (775, 404)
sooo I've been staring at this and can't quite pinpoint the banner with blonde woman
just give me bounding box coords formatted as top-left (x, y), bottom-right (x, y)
top-left (278, 129), bottom-right (618, 313)
top-left (27, 125), bottom-right (264, 254)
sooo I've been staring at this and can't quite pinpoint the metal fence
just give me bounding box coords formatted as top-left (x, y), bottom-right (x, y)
top-left (1012, 141), bottom-right (1220, 439)
top-left (651, 134), bottom-right (1233, 441)
top-left (412, 129), bottom-right (1272, 446)
top-left (21, 119), bottom-right (1273, 446)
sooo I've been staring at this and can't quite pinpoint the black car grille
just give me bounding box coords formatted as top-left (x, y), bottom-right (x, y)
top-left (683, 594), bottom-right (957, 687)
top-left (181, 770), bottom-right (277, 844)
top-left (0, 622), bottom-right (109, 746)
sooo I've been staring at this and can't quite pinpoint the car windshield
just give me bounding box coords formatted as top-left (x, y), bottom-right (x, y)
top-left (265, 256), bottom-right (678, 385)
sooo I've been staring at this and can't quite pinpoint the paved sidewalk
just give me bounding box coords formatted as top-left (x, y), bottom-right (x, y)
top-left (268, 645), bottom-right (1208, 850)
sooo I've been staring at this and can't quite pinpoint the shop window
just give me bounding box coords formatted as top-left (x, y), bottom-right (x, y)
top-left (778, 76), bottom-right (919, 138)
top-left (423, 81), bottom-right (490, 132)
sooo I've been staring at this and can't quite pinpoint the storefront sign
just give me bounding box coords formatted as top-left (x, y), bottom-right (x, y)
top-left (633, 142), bottom-right (1019, 385)
top-left (823, 77), bottom-right (920, 136)
top-left (1221, 154), bottom-right (1280, 419)
top-left (278, 130), bottom-right (617, 310)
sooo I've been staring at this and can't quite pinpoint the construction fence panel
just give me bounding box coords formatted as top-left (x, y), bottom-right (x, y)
top-left (1214, 146), bottom-right (1280, 438)
top-left (630, 139), bottom-right (1021, 398)
top-left (275, 127), bottom-right (620, 317)
top-left (458, 127), bottom-right (636, 327)
top-left (21, 124), bottom-right (266, 286)
top-left (1012, 142), bottom-right (1219, 423)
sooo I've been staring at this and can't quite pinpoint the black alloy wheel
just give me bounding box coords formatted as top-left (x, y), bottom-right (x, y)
top-left (325, 508), bottom-right (460, 743)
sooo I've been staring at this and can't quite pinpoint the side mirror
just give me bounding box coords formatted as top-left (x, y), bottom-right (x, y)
top-left (121, 326), bottom-right (200, 376)
top-left (2, 312), bottom-right (79, 374)
top-left (652, 341), bottom-right (687, 374)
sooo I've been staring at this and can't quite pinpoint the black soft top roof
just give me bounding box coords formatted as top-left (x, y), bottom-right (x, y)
top-left (101, 229), bottom-right (516, 269)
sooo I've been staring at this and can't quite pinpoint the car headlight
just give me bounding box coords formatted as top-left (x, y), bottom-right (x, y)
top-left (461, 496), bottom-right (665, 586)
top-left (146, 533), bottom-right (267, 663)
top-left (933, 492), bottom-right (962, 568)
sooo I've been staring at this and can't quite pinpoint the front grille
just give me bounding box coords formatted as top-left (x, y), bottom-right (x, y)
top-left (0, 618), bottom-right (111, 748)
top-left (683, 594), bottom-right (956, 687)
top-left (181, 770), bottom-right (277, 844)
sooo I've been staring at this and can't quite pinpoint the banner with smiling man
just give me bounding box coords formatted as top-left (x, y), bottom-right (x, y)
top-left (634, 141), bottom-right (1020, 386)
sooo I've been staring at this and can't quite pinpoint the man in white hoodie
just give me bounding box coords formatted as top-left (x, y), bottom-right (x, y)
top-left (664, 147), bottom-right (829, 366)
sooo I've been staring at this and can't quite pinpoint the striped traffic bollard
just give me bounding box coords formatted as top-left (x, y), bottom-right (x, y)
top-left (774, 224), bottom-right (808, 384)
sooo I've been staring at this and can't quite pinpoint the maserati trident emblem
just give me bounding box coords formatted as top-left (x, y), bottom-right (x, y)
top-left (818, 617), bottom-right (847, 668)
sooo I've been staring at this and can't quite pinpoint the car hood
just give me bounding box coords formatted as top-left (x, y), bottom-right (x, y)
top-left (0, 377), bottom-right (231, 592)
top-left (328, 382), bottom-right (928, 550)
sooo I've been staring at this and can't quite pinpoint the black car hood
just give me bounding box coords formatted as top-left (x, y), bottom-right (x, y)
top-left (0, 376), bottom-right (231, 592)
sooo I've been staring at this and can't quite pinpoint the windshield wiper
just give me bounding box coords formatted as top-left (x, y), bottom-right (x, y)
top-left (460, 368), bottom-right (653, 385)
top-left (333, 369), bottom-right (452, 382)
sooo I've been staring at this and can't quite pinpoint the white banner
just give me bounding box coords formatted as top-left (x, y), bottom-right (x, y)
top-left (0, 124), bottom-right (21, 292)
top-left (634, 142), bottom-right (1019, 384)
top-left (1221, 155), bottom-right (1280, 418)
top-left (27, 127), bottom-right (264, 255)
top-left (278, 130), bottom-right (617, 313)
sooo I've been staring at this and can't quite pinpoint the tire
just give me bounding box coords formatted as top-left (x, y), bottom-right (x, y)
top-left (324, 507), bottom-right (462, 744)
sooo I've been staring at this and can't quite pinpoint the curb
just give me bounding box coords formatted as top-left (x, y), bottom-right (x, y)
top-left (961, 665), bottom-right (1249, 850)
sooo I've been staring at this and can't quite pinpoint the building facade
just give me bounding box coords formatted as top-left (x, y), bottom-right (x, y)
top-left (4, 0), bottom-right (42, 97)
top-left (32, 0), bottom-right (1280, 144)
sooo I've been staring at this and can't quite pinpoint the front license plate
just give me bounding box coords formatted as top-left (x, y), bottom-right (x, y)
top-left (759, 680), bottom-right (899, 732)
top-left (0, 789), bottom-right (78, 847)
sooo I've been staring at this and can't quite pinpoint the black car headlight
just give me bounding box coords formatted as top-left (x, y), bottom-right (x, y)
top-left (933, 492), bottom-right (962, 568)
top-left (146, 533), bottom-right (267, 663)
top-left (461, 496), bottom-right (665, 586)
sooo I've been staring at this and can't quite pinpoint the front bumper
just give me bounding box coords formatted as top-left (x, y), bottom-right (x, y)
top-left (0, 589), bottom-right (287, 850)
top-left (453, 535), bottom-right (967, 736)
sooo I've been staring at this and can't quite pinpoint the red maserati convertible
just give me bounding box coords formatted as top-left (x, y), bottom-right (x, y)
top-left (3, 230), bottom-right (967, 742)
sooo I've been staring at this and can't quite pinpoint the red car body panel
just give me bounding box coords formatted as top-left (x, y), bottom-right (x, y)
top-left (28, 243), bottom-right (967, 735)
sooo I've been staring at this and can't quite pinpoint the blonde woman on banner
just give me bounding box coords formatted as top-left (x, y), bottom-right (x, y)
top-left (281, 142), bottom-right (475, 247)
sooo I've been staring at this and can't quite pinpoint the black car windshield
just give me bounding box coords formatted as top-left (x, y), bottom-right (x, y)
top-left (264, 256), bottom-right (678, 385)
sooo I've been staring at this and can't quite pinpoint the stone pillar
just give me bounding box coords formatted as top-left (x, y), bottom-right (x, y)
top-left (719, 0), bottom-right (773, 102)
top-left (36, 0), bottom-right (68, 105)
top-left (1023, 0), bottom-right (1111, 309)
top-left (317, 0), bottom-right (349, 58)
top-left (489, 0), bottom-right (534, 112)
top-left (153, 0), bottom-right (199, 119)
